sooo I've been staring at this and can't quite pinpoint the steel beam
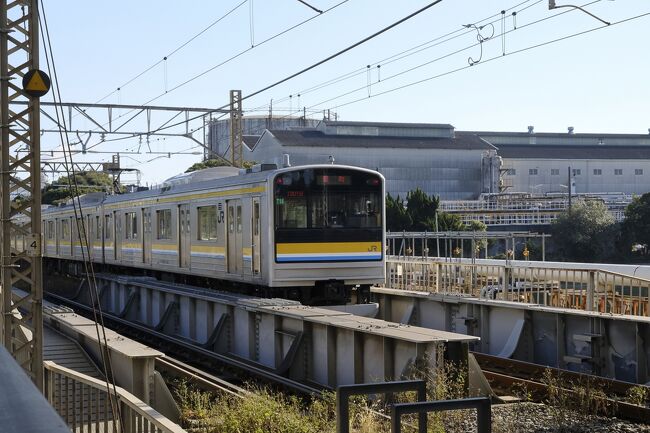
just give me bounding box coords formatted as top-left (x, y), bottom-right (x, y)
top-left (46, 274), bottom-right (477, 389)
top-left (0, 0), bottom-right (43, 389)
top-left (374, 286), bottom-right (650, 384)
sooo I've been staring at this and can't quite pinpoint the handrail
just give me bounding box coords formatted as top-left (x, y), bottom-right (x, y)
top-left (386, 257), bottom-right (650, 317)
top-left (44, 360), bottom-right (186, 433)
top-left (387, 256), bottom-right (650, 284)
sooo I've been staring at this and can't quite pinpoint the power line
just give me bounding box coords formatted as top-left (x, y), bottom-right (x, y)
top-left (321, 10), bottom-right (650, 113)
top-left (75, 0), bottom-right (351, 153)
top-left (40, 3), bottom-right (125, 430)
top-left (139, 0), bottom-right (351, 106)
top-left (297, 0), bottom-right (323, 14)
top-left (250, 0), bottom-right (541, 111)
top-left (240, 0), bottom-right (445, 103)
top-left (93, 0), bottom-right (247, 104)
top-left (89, 0), bottom-right (448, 143)
top-left (263, 0), bottom-right (606, 119)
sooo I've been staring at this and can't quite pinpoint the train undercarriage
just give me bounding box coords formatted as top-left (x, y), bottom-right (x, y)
top-left (44, 258), bottom-right (371, 306)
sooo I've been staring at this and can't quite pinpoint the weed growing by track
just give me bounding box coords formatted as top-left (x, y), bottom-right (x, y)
top-left (174, 380), bottom-right (390, 433)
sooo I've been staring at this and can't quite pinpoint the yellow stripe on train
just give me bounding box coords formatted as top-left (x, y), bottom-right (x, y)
top-left (276, 242), bottom-right (382, 254)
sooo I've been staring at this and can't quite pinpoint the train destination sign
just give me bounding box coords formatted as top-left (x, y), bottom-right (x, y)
top-left (22, 69), bottom-right (51, 97)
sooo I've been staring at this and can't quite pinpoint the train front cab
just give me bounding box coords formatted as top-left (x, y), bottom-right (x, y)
top-left (271, 166), bottom-right (385, 303)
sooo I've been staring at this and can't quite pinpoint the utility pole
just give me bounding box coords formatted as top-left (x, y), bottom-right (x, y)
top-left (0, 0), bottom-right (44, 389)
top-left (567, 166), bottom-right (571, 213)
top-left (229, 90), bottom-right (243, 168)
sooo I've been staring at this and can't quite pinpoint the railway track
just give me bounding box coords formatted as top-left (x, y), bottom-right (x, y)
top-left (473, 352), bottom-right (650, 423)
top-left (155, 356), bottom-right (250, 399)
top-left (45, 290), bottom-right (324, 396)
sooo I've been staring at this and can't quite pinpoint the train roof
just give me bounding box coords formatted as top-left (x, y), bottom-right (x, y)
top-left (42, 164), bottom-right (382, 214)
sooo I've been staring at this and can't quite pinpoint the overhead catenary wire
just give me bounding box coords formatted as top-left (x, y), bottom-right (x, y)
top-left (240, 0), bottom-right (445, 104)
top-left (102, 0), bottom-right (546, 139)
top-left (93, 0), bottom-right (247, 104)
top-left (78, 0), bottom-right (351, 154)
top-left (88, 0), bottom-right (448, 151)
top-left (39, 2), bottom-right (124, 430)
top-left (248, 0), bottom-right (541, 111)
top-left (317, 9), bottom-right (650, 113)
top-left (262, 0), bottom-right (610, 120)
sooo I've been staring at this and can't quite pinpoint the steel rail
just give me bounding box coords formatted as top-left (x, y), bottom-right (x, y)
top-left (474, 352), bottom-right (650, 423)
top-left (155, 356), bottom-right (250, 399)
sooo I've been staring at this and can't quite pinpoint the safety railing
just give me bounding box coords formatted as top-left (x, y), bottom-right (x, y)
top-left (44, 361), bottom-right (186, 433)
top-left (386, 258), bottom-right (650, 317)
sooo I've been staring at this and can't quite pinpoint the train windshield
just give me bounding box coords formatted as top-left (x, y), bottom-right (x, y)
top-left (275, 169), bottom-right (382, 230)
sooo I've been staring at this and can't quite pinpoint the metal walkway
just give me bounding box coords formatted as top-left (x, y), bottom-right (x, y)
top-left (43, 325), bottom-right (103, 380)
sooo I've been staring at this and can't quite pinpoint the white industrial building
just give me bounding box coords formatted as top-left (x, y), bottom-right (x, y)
top-left (242, 120), bottom-right (499, 200)
top-left (467, 128), bottom-right (650, 196)
top-left (206, 118), bottom-right (650, 207)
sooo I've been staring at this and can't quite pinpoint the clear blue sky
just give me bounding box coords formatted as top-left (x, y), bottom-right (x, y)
top-left (41, 0), bottom-right (650, 185)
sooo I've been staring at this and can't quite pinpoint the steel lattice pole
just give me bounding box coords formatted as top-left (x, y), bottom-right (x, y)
top-left (0, 0), bottom-right (44, 390)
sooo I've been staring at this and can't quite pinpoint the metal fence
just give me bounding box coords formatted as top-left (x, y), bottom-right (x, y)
top-left (44, 361), bottom-right (186, 433)
top-left (386, 258), bottom-right (650, 317)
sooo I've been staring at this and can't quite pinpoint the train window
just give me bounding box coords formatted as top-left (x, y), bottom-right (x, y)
top-left (61, 219), bottom-right (70, 239)
top-left (125, 212), bottom-right (138, 239)
top-left (197, 206), bottom-right (217, 240)
top-left (253, 202), bottom-right (260, 237)
top-left (157, 209), bottom-right (172, 240)
top-left (228, 207), bottom-right (234, 233)
top-left (95, 216), bottom-right (101, 240)
top-left (236, 206), bottom-right (242, 233)
top-left (47, 221), bottom-right (54, 239)
top-left (105, 215), bottom-right (112, 239)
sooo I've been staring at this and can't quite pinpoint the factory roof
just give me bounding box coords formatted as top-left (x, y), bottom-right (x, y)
top-left (495, 144), bottom-right (650, 159)
top-left (320, 120), bottom-right (454, 129)
top-left (264, 129), bottom-right (495, 150)
top-left (465, 130), bottom-right (650, 139)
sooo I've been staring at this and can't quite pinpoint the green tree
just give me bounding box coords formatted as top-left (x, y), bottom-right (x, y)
top-left (437, 212), bottom-right (465, 231)
top-left (42, 171), bottom-right (113, 205)
top-left (386, 193), bottom-right (412, 231)
top-left (622, 193), bottom-right (650, 255)
top-left (405, 187), bottom-right (439, 231)
top-left (465, 219), bottom-right (488, 250)
top-left (550, 199), bottom-right (619, 262)
top-left (185, 158), bottom-right (255, 173)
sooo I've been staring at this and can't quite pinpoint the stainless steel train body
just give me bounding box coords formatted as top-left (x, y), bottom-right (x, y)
top-left (38, 164), bottom-right (386, 302)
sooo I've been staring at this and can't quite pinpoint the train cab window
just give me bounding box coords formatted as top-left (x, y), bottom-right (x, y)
top-left (47, 221), bottom-right (54, 239)
top-left (105, 215), bottom-right (112, 239)
top-left (198, 206), bottom-right (217, 240)
top-left (277, 196), bottom-right (307, 228)
top-left (125, 212), bottom-right (138, 239)
top-left (157, 209), bottom-right (172, 240)
top-left (275, 169), bottom-right (382, 230)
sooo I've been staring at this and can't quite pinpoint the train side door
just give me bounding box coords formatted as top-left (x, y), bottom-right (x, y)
top-left (227, 199), bottom-right (243, 275)
top-left (179, 204), bottom-right (191, 268)
top-left (252, 197), bottom-right (261, 276)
